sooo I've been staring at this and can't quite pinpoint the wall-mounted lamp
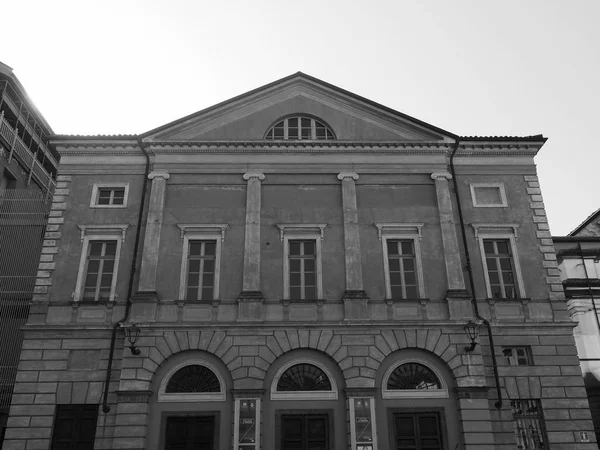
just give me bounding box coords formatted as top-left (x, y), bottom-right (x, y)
top-left (123, 323), bottom-right (141, 355)
top-left (464, 320), bottom-right (481, 352)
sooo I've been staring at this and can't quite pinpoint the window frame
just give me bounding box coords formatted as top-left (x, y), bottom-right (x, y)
top-left (90, 183), bottom-right (130, 208)
top-left (470, 182), bottom-right (508, 208)
top-left (374, 223), bottom-right (425, 300)
top-left (270, 358), bottom-right (338, 401)
top-left (158, 360), bottom-right (226, 402)
top-left (177, 224), bottom-right (228, 302)
top-left (472, 224), bottom-right (526, 299)
top-left (275, 224), bottom-right (327, 301)
top-left (501, 346), bottom-right (533, 366)
top-left (74, 225), bottom-right (129, 302)
top-left (264, 115), bottom-right (336, 140)
top-left (382, 358), bottom-right (448, 399)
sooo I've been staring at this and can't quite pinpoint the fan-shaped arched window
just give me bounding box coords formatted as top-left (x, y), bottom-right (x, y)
top-left (166, 365), bottom-right (220, 393)
top-left (387, 363), bottom-right (440, 390)
top-left (277, 363), bottom-right (332, 391)
top-left (265, 116), bottom-right (335, 140)
top-left (271, 359), bottom-right (338, 400)
top-left (158, 361), bottom-right (226, 402)
top-left (382, 359), bottom-right (448, 399)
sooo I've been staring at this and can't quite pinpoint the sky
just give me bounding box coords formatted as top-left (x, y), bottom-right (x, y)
top-left (2, 0), bottom-right (598, 235)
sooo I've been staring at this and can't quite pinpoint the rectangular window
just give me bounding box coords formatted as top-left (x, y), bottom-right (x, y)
top-left (90, 183), bottom-right (129, 208)
top-left (186, 240), bottom-right (217, 301)
top-left (386, 239), bottom-right (418, 299)
top-left (484, 239), bottom-right (517, 299)
top-left (82, 241), bottom-right (117, 301)
top-left (97, 187), bottom-right (125, 205)
top-left (51, 404), bottom-right (99, 450)
top-left (510, 399), bottom-right (548, 450)
top-left (289, 240), bottom-right (317, 300)
top-left (502, 347), bottom-right (532, 366)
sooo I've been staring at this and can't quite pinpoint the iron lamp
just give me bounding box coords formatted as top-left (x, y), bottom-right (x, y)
top-left (124, 323), bottom-right (141, 355)
top-left (464, 320), bottom-right (481, 352)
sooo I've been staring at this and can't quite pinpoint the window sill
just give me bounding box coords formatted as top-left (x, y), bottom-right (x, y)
top-left (280, 298), bottom-right (325, 305)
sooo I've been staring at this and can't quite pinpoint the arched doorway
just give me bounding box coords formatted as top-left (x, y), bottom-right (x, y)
top-left (263, 349), bottom-right (346, 450)
top-left (376, 349), bottom-right (463, 450)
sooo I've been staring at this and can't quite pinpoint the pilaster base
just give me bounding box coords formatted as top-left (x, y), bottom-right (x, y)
top-left (342, 291), bottom-right (369, 321)
top-left (237, 291), bottom-right (264, 322)
top-left (446, 290), bottom-right (473, 320)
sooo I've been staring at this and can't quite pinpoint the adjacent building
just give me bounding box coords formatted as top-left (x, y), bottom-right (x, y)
top-left (2, 73), bottom-right (596, 449)
top-left (554, 208), bottom-right (600, 441)
top-left (0, 61), bottom-right (58, 445)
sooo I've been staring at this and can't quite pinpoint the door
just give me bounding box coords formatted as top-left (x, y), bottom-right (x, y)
top-left (393, 412), bottom-right (443, 450)
top-left (50, 404), bottom-right (99, 450)
top-left (281, 414), bottom-right (329, 450)
top-left (165, 415), bottom-right (215, 450)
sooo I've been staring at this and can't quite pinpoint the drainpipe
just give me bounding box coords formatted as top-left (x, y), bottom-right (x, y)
top-left (449, 140), bottom-right (503, 409)
top-left (101, 140), bottom-right (151, 414)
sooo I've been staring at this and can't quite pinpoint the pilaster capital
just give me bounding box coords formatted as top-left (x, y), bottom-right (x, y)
top-left (337, 172), bottom-right (359, 181)
top-left (148, 170), bottom-right (170, 181)
top-left (243, 172), bottom-right (265, 181)
top-left (431, 171), bottom-right (452, 181)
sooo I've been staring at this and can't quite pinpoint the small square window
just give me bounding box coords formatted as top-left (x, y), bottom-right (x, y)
top-left (502, 346), bottom-right (532, 365)
top-left (470, 183), bottom-right (507, 207)
top-left (90, 183), bottom-right (129, 208)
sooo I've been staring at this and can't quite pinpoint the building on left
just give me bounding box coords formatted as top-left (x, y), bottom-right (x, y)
top-left (0, 61), bottom-right (58, 444)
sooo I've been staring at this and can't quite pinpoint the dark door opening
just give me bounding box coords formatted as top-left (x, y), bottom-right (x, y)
top-left (393, 412), bottom-right (443, 450)
top-left (281, 414), bottom-right (329, 450)
top-left (165, 415), bottom-right (215, 450)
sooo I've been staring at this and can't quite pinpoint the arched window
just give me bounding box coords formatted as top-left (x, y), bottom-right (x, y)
top-left (271, 359), bottom-right (338, 400)
top-left (159, 361), bottom-right (225, 402)
top-left (265, 116), bottom-right (335, 140)
top-left (382, 360), bottom-right (448, 399)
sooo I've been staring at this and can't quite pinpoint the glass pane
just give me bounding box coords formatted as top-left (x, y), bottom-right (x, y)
top-left (203, 259), bottom-right (215, 272)
top-left (401, 241), bottom-right (414, 255)
top-left (188, 259), bottom-right (201, 272)
top-left (303, 241), bottom-right (315, 255)
top-left (289, 242), bottom-right (301, 255)
top-left (301, 128), bottom-right (311, 139)
top-left (388, 363), bottom-right (441, 389)
top-left (403, 258), bottom-right (415, 271)
top-left (288, 118), bottom-right (298, 127)
top-left (102, 260), bottom-right (114, 274)
top-left (204, 242), bottom-right (216, 256)
top-left (186, 287), bottom-right (197, 300)
top-left (483, 241), bottom-right (495, 254)
top-left (104, 242), bottom-right (117, 256)
top-left (202, 273), bottom-right (214, 287)
top-left (305, 273), bottom-right (316, 286)
top-left (301, 118), bottom-right (311, 127)
top-left (304, 259), bottom-right (315, 271)
top-left (488, 272), bottom-right (500, 285)
top-left (491, 286), bottom-right (503, 298)
top-left (391, 286), bottom-right (403, 299)
top-left (274, 127), bottom-right (284, 139)
top-left (290, 259), bottom-right (301, 271)
top-left (404, 272), bottom-right (416, 285)
top-left (388, 258), bottom-right (400, 272)
top-left (496, 241), bottom-right (509, 254)
top-left (290, 273), bottom-right (301, 286)
top-left (87, 260), bottom-right (100, 273)
top-left (316, 126), bottom-right (326, 138)
top-left (304, 287), bottom-right (316, 300)
top-left (500, 257), bottom-right (512, 270)
top-left (390, 273), bottom-right (402, 286)
top-left (201, 288), bottom-right (213, 301)
top-left (387, 240), bottom-right (399, 255)
top-left (189, 242), bottom-right (202, 256)
top-left (187, 273), bottom-right (199, 286)
top-left (100, 274), bottom-right (112, 287)
top-left (89, 242), bottom-right (103, 256)
top-left (98, 190), bottom-right (111, 204)
top-left (326, 130), bottom-right (334, 139)
top-left (288, 127), bottom-right (298, 139)
top-left (290, 287), bottom-right (301, 300)
top-left (405, 286), bottom-right (418, 298)
top-left (84, 273), bottom-right (98, 287)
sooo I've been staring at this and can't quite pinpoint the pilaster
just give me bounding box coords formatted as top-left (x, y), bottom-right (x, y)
top-left (136, 170), bottom-right (170, 301)
top-left (338, 173), bottom-right (368, 319)
top-left (431, 172), bottom-right (470, 318)
top-left (238, 172), bottom-right (265, 321)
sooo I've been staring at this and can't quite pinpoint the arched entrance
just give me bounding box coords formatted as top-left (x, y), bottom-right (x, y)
top-left (263, 349), bottom-right (347, 450)
top-left (375, 349), bottom-right (463, 450)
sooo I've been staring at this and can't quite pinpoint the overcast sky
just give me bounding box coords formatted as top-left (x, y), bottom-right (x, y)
top-left (2, 0), bottom-right (598, 235)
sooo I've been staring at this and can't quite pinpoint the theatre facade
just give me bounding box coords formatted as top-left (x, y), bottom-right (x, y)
top-left (2, 73), bottom-right (596, 449)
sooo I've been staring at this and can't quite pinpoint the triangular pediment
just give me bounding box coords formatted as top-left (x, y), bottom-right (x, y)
top-left (142, 73), bottom-right (456, 143)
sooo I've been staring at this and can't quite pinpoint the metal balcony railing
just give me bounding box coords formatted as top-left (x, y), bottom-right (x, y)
top-left (0, 189), bottom-right (51, 410)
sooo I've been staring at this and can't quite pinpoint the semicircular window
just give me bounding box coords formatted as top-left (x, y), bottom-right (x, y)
top-left (165, 364), bottom-right (221, 393)
top-left (277, 363), bottom-right (332, 391)
top-left (387, 363), bottom-right (441, 390)
top-left (265, 116), bottom-right (335, 140)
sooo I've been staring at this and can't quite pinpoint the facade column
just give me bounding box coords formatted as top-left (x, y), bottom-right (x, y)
top-left (136, 170), bottom-right (170, 300)
top-left (238, 172), bottom-right (265, 321)
top-left (431, 171), bottom-right (470, 318)
top-left (338, 172), bottom-right (368, 319)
